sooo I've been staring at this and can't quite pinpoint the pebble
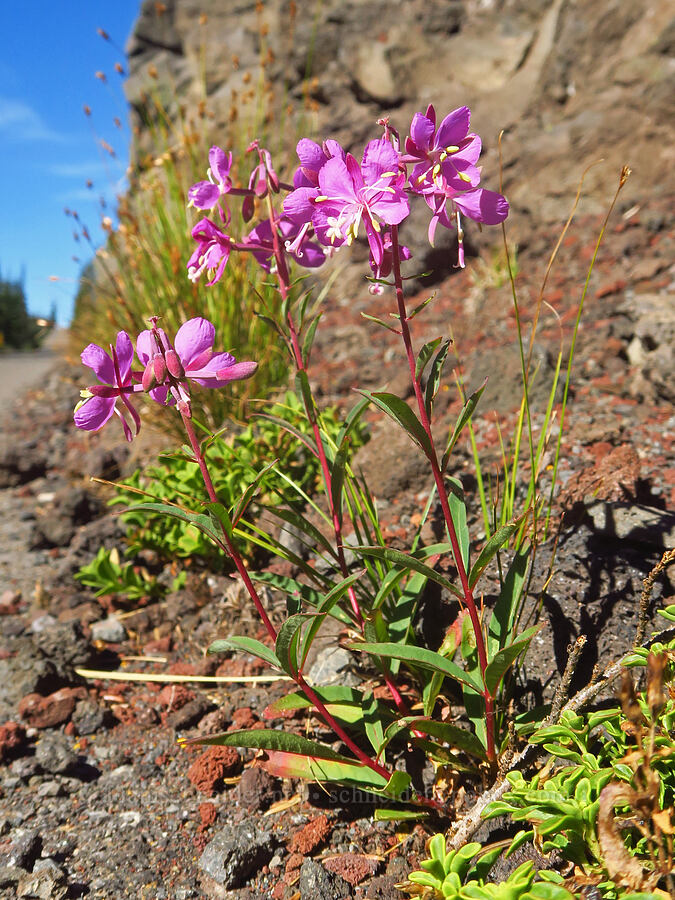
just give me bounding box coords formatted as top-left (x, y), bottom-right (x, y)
top-left (199, 823), bottom-right (275, 889)
top-left (90, 616), bottom-right (127, 643)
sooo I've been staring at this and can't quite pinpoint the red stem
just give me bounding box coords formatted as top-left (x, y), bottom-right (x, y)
top-left (389, 226), bottom-right (496, 762)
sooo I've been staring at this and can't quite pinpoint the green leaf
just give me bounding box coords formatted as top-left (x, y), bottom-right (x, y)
top-left (229, 459), bottom-right (278, 526)
top-left (415, 337), bottom-right (443, 382)
top-left (330, 444), bottom-right (348, 525)
top-left (275, 613), bottom-right (314, 677)
top-left (130, 501), bottom-right (226, 549)
top-left (207, 635), bottom-right (281, 670)
top-left (353, 545), bottom-right (462, 600)
top-left (374, 809), bottom-right (429, 821)
top-left (408, 718), bottom-right (487, 760)
top-left (301, 313), bottom-right (321, 366)
top-left (348, 641), bottom-right (483, 692)
top-left (423, 339), bottom-right (450, 418)
top-left (469, 520), bottom-right (519, 590)
top-left (483, 625), bottom-right (540, 695)
top-left (446, 477), bottom-right (469, 572)
top-left (407, 292), bottom-right (436, 319)
top-left (441, 379), bottom-right (487, 471)
top-left (336, 395), bottom-right (370, 452)
top-left (360, 311), bottom-right (401, 334)
top-left (205, 501), bottom-right (233, 539)
top-left (487, 545), bottom-right (531, 655)
top-left (357, 390), bottom-right (432, 457)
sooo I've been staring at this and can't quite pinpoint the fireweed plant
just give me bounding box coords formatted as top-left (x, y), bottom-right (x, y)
top-left (77, 106), bottom-right (585, 808)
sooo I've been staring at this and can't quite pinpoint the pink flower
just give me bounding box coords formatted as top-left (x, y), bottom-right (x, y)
top-left (74, 331), bottom-right (141, 441)
top-left (187, 218), bottom-right (233, 285)
top-left (136, 318), bottom-right (257, 416)
top-left (303, 138), bottom-right (409, 267)
top-left (187, 146), bottom-right (233, 211)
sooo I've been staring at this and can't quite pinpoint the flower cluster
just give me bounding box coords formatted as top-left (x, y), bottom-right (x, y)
top-left (74, 318), bottom-right (257, 440)
top-left (185, 104), bottom-right (508, 286)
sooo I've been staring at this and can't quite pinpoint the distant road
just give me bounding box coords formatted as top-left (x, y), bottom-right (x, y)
top-left (0, 328), bottom-right (69, 409)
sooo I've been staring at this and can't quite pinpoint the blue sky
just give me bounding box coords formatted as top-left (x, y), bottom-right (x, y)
top-left (0, 1), bottom-right (140, 325)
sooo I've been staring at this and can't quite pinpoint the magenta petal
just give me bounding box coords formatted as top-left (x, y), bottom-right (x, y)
top-left (188, 181), bottom-right (221, 210)
top-left (361, 138), bottom-right (399, 184)
top-left (409, 113), bottom-right (435, 152)
top-left (454, 188), bottom-right (509, 225)
top-left (196, 351), bottom-right (236, 375)
top-left (318, 157), bottom-right (357, 202)
top-left (175, 318), bottom-right (215, 368)
top-left (209, 146), bottom-right (232, 184)
top-left (215, 360), bottom-right (258, 383)
top-left (80, 343), bottom-right (115, 384)
top-left (283, 187), bottom-right (317, 224)
top-left (436, 106), bottom-right (471, 148)
top-left (295, 139), bottom-right (326, 172)
top-left (74, 395), bottom-right (115, 431)
top-left (115, 331), bottom-right (134, 380)
top-left (135, 330), bottom-right (153, 366)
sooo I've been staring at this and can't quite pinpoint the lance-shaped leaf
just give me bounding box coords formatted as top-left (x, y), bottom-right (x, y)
top-left (447, 477), bottom-right (469, 572)
top-left (441, 379), bottom-right (487, 471)
top-left (357, 390), bottom-right (432, 457)
top-left (415, 337), bottom-right (443, 382)
top-left (468, 520), bottom-right (520, 589)
top-left (483, 625), bottom-right (540, 695)
top-left (207, 635), bottom-right (281, 670)
top-left (424, 339), bottom-right (451, 418)
top-left (130, 501), bottom-right (226, 550)
top-left (348, 641), bottom-right (483, 692)
top-left (229, 459), bottom-right (278, 526)
top-left (487, 545), bottom-right (530, 655)
top-left (301, 313), bottom-right (321, 367)
top-left (276, 613), bottom-right (315, 677)
top-left (335, 395), bottom-right (370, 452)
top-left (353, 545), bottom-right (463, 600)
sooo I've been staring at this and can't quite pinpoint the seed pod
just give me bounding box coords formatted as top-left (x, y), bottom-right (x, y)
top-left (153, 354), bottom-right (167, 384)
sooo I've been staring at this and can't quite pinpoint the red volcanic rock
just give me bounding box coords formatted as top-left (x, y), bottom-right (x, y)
top-left (186, 745), bottom-right (241, 795)
top-left (18, 687), bottom-right (86, 729)
top-left (0, 720), bottom-right (26, 761)
top-left (323, 852), bottom-right (379, 885)
top-left (198, 801), bottom-right (218, 831)
top-left (287, 813), bottom-right (331, 855)
top-left (157, 684), bottom-right (196, 710)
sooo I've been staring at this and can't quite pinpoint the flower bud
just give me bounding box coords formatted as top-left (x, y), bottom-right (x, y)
top-left (242, 193), bottom-right (255, 223)
top-left (165, 349), bottom-right (185, 379)
top-left (153, 354), bottom-right (167, 384)
top-left (142, 359), bottom-right (156, 392)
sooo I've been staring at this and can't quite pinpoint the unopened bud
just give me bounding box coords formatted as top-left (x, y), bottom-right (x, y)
top-left (242, 194), bottom-right (255, 222)
top-left (153, 354), bottom-right (167, 383)
top-left (165, 349), bottom-right (185, 378)
top-left (142, 360), bottom-right (157, 392)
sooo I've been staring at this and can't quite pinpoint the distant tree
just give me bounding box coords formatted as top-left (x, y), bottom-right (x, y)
top-left (0, 270), bottom-right (41, 350)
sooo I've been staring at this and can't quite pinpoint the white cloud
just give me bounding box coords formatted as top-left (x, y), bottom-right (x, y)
top-left (0, 97), bottom-right (67, 142)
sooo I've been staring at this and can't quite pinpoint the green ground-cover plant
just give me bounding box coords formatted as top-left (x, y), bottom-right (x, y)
top-left (403, 655), bottom-right (674, 899)
top-left (75, 545), bottom-right (185, 603)
top-left (72, 101), bottom-right (637, 822)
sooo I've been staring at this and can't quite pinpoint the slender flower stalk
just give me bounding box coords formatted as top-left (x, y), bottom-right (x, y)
top-left (389, 225), bottom-right (496, 763)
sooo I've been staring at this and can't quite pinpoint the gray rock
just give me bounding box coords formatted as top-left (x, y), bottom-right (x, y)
top-left (198, 823), bottom-right (274, 889)
top-left (2, 828), bottom-right (42, 870)
top-left (17, 858), bottom-right (68, 899)
top-left (299, 859), bottom-right (351, 900)
top-left (585, 502), bottom-right (675, 549)
top-left (72, 698), bottom-right (110, 735)
top-left (307, 646), bottom-right (360, 687)
top-left (90, 616), bottom-right (127, 643)
top-left (35, 733), bottom-right (77, 776)
top-left (0, 865), bottom-right (26, 889)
